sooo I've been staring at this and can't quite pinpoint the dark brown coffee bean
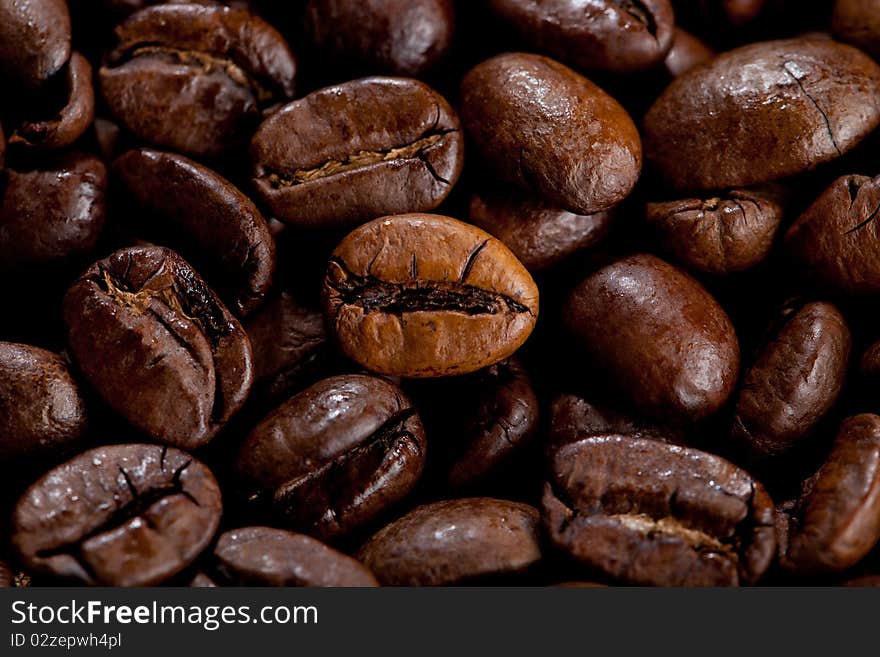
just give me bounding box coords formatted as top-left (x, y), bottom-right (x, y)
top-left (113, 148), bottom-right (275, 316)
top-left (733, 302), bottom-right (850, 459)
top-left (548, 393), bottom-right (681, 446)
top-left (211, 527), bottom-right (378, 587)
top-left (460, 53), bottom-right (641, 215)
top-left (0, 153), bottom-right (107, 272)
top-left (322, 214), bottom-right (539, 377)
top-left (692, 0), bottom-right (766, 26)
top-left (251, 77), bottom-right (463, 229)
top-left (189, 572), bottom-right (217, 587)
top-left (563, 254), bottom-right (740, 423)
top-left (543, 435), bottom-right (777, 586)
top-left (0, 0), bottom-right (71, 91)
top-left (833, 0), bottom-right (880, 59)
top-left (862, 339), bottom-right (880, 378)
top-left (663, 28), bottom-right (715, 78)
top-left (781, 414), bottom-right (880, 575)
top-left (236, 374), bottom-right (426, 540)
top-left (12, 444), bottom-right (222, 586)
top-left (486, 0), bottom-right (675, 73)
top-left (469, 187), bottom-right (613, 273)
top-left (99, 4), bottom-right (297, 157)
top-left (646, 187), bottom-right (785, 275)
top-left (0, 342), bottom-right (88, 460)
top-left (9, 52), bottom-right (95, 150)
top-left (305, 0), bottom-right (455, 77)
top-left (644, 39), bottom-right (880, 191)
top-left (244, 291), bottom-right (331, 408)
top-left (785, 174), bottom-right (880, 295)
top-left (357, 498), bottom-right (542, 585)
top-left (62, 246), bottom-right (253, 449)
top-left (0, 561), bottom-right (11, 587)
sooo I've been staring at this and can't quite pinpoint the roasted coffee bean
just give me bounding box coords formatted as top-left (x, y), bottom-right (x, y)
top-left (832, 0), bottom-right (880, 59)
top-left (786, 174), bottom-right (880, 295)
top-left (305, 0), bottom-right (455, 77)
top-left (113, 148), bottom-right (275, 316)
top-left (781, 414), bottom-right (880, 575)
top-left (692, 0), bottom-right (767, 26)
top-left (357, 498), bottom-right (542, 585)
top-left (469, 187), bottom-right (613, 273)
top-left (322, 214), bottom-right (539, 378)
top-left (251, 77), bottom-right (463, 229)
top-left (0, 0), bottom-right (71, 91)
top-left (486, 0), bottom-right (675, 73)
top-left (646, 187), bottom-right (785, 275)
top-left (12, 444), bottom-right (222, 586)
top-left (644, 39), bottom-right (880, 191)
top-left (0, 561), bottom-right (11, 587)
top-left (189, 572), bottom-right (217, 587)
top-left (210, 527), bottom-right (378, 587)
top-left (0, 342), bottom-right (88, 460)
top-left (9, 52), bottom-right (95, 150)
top-left (460, 53), bottom-right (641, 215)
top-left (99, 4), bottom-right (297, 157)
top-left (62, 246), bottom-right (253, 449)
top-left (563, 254), bottom-right (740, 423)
top-left (0, 153), bottom-right (107, 272)
top-left (542, 435), bottom-right (777, 586)
top-left (862, 339), bottom-right (880, 378)
top-left (236, 375), bottom-right (427, 539)
top-left (733, 302), bottom-right (851, 459)
top-left (663, 28), bottom-right (715, 78)
top-left (548, 393), bottom-right (681, 446)
top-left (244, 291), bottom-right (332, 408)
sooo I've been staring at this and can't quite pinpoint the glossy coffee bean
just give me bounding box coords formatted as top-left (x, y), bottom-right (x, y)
top-left (833, 0), bottom-right (880, 59)
top-left (548, 393), bottom-right (681, 446)
top-left (63, 246), bottom-right (253, 449)
top-left (469, 187), bottom-right (613, 273)
top-left (0, 0), bottom-right (71, 91)
top-left (645, 39), bottom-right (880, 191)
top-left (99, 4), bottom-right (297, 157)
top-left (460, 53), bottom-right (641, 215)
top-left (113, 148), bottom-right (276, 316)
top-left (733, 302), bottom-right (850, 459)
top-left (692, 0), bottom-right (767, 26)
top-left (211, 527), bottom-right (378, 587)
top-left (486, 0), bottom-right (675, 73)
top-left (0, 342), bottom-right (88, 460)
top-left (12, 444), bottom-right (222, 586)
top-left (663, 28), bottom-right (715, 78)
top-left (781, 414), bottom-right (880, 575)
top-left (322, 214), bottom-right (539, 378)
top-left (786, 174), bottom-right (880, 295)
top-left (358, 498), bottom-right (542, 585)
top-left (9, 52), bottom-right (95, 150)
top-left (236, 375), bottom-right (427, 539)
top-left (0, 153), bottom-right (107, 272)
top-left (646, 187), bottom-right (785, 275)
top-left (543, 435), bottom-right (777, 586)
top-left (305, 0), bottom-right (455, 77)
top-left (251, 77), bottom-right (463, 229)
top-left (563, 254), bottom-right (740, 423)
top-left (862, 339), bottom-right (880, 379)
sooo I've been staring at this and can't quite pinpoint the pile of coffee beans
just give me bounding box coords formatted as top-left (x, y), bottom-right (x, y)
top-left (4, 0), bottom-right (880, 587)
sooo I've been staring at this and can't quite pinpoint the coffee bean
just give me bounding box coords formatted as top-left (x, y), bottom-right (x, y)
top-left (460, 52), bottom-right (641, 214)
top-left (563, 254), bottom-right (740, 423)
top-left (113, 148), bottom-right (276, 316)
top-left (322, 214), bottom-right (539, 377)
top-left (357, 498), bottom-right (542, 585)
top-left (189, 572), bottom-right (217, 587)
top-left (687, 0), bottom-right (767, 27)
top-left (646, 187), bottom-right (785, 275)
top-left (62, 246), bottom-right (253, 449)
top-left (305, 0), bottom-right (455, 77)
top-left (0, 0), bottom-right (71, 91)
top-left (862, 339), bottom-right (880, 378)
top-left (786, 174), bottom-right (880, 295)
top-left (548, 393), bottom-right (682, 446)
top-left (211, 526), bottom-right (378, 586)
top-left (833, 0), bottom-right (880, 58)
top-left (663, 27), bottom-right (715, 78)
top-left (12, 444), bottom-right (222, 586)
top-left (0, 152), bottom-right (107, 272)
top-left (733, 301), bottom-right (851, 459)
top-left (236, 374), bottom-right (426, 539)
top-left (644, 39), bottom-right (880, 190)
top-left (486, 0), bottom-right (675, 73)
top-left (0, 342), bottom-right (88, 460)
top-left (781, 414), bottom-right (880, 575)
top-left (0, 121), bottom-right (5, 169)
top-left (99, 4), bottom-right (297, 157)
top-left (0, 561), bottom-right (11, 587)
top-left (542, 435), bottom-right (777, 586)
top-left (469, 187), bottom-right (613, 273)
top-left (251, 77), bottom-right (463, 229)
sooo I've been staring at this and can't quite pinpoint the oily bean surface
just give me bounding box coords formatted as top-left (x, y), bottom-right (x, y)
top-left (0, 0), bottom-right (71, 91)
